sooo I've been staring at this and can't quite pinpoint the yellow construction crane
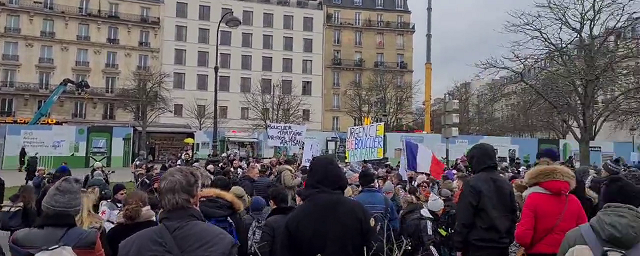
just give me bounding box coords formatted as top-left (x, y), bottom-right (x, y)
top-left (424, 0), bottom-right (433, 133)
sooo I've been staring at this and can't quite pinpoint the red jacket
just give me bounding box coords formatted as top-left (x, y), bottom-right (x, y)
top-left (515, 180), bottom-right (587, 254)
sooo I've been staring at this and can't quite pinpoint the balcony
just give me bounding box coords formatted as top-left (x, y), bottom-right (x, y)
top-left (329, 58), bottom-right (365, 68)
top-left (38, 57), bottom-right (54, 64)
top-left (138, 41), bottom-right (151, 47)
top-left (326, 16), bottom-right (415, 31)
top-left (3, 26), bottom-right (21, 34)
top-left (75, 61), bottom-right (90, 67)
top-left (76, 35), bottom-right (90, 41)
top-left (0, 0), bottom-right (161, 25)
top-left (102, 113), bottom-right (115, 120)
top-left (105, 63), bottom-right (118, 69)
top-left (238, 0), bottom-right (322, 10)
top-left (40, 31), bottom-right (55, 38)
top-left (1, 54), bottom-right (19, 62)
top-left (106, 38), bottom-right (120, 44)
top-left (72, 112), bottom-right (86, 119)
top-left (374, 61), bottom-right (410, 70)
top-left (136, 65), bottom-right (150, 71)
top-left (0, 81), bottom-right (16, 88)
top-left (0, 111), bottom-right (15, 117)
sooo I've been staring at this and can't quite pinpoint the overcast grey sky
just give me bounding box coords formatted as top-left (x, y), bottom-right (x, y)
top-left (408, 0), bottom-right (533, 101)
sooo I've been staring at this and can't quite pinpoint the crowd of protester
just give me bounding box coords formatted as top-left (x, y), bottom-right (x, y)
top-left (0, 143), bottom-right (638, 256)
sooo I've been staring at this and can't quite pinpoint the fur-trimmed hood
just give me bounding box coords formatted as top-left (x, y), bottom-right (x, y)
top-left (525, 164), bottom-right (576, 190)
top-left (198, 188), bottom-right (244, 219)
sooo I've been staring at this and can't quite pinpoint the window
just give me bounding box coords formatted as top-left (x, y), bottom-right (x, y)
top-left (107, 26), bottom-right (119, 43)
top-left (108, 2), bottom-right (119, 16)
top-left (376, 53), bottom-right (384, 62)
top-left (175, 25), bottom-right (187, 42)
top-left (221, 8), bottom-right (232, 17)
top-left (302, 60), bottom-right (312, 74)
top-left (40, 45), bottom-right (53, 59)
top-left (397, 15), bottom-right (404, 24)
top-left (173, 104), bottom-right (183, 117)
top-left (105, 76), bottom-right (117, 94)
top-left (240, 107), bottom-right (249, 119)
top-left (242, 11), bottom-right (253, 26)
top-left (6, 15), bottom-right (20, 30)
top-left (396, 0), bottom-right (403, 9)
top-left (38, 71), bottom-right (51, 89)
top-left (138, 54), bottom-right (149, 68)
top-left (197, 74), bottom-right (208, 91)
top-left (102, 103), bottom-right (115, 120)
top-left (376, 14), bottom-right (384, 26)
top-left (197, 51), bottom-right (209, 67)
top-left (198, 5), bottom-right (210, 21)
top-left (3, 41), bottom-right (18, 56)
top-left (281, 80), bottom-right (292, 95)
top-left (263, 35), bottom-right (273, 49)
top-left (262, 56), bottom-right (272, 71)
top-left (173, 72), bottom-right (185, 89)
top-left (302, 109), bottom-right (310, 121)
top-left (283, 15), bottom-right (293, 30)
top-left (303, 38), bottom-right (313, 53)
top-left (355, 31), bottom-right (363, 46)
top-left (354, 12), bottom-right (362, 26)
top-left (75, 73), bottom-right (88, 83)
top-left (397, 53), bottom-right (405, 63)
top-left (241, 55), bottom-right (252, 70)
top-left (376, 33), bottom-right (384, 47)
top-left (36, 100), bottom-right (48, 115)
top-left (219, 31), bottom-right (231, 46)
top-left (240, 77), bottom-right (251, 92)
top-left (219, 76), bottom-right (230, 92)
top-left (174, 49), bottom-right (186, 65)
top-left (220, 53), bottom-right (231, 68)
top-left (331, 116), bottom-right (340, 131)
top-left (78, 0), bottom-right (89, 14)
top-left (376, 0), bottom-right (384, 8)
top-left (73, 101), bottom-right (86, 119)
top-left (242, 33), bottom-right (252, 48)
top-left (332, 10), bottom-right (340, 24)
top-left (354, 0), bottom-right (362, 5)
top-left (332, 71), bottom-right (340, 87)
top-left (42, 19), bottom-right (54, 32)
top-left (261, 78), bottom-right (272, 94)
top-left (303, 17), bottom-right (313, 32)
top-left (333, 50), bottom-right (341, 59)
top-left (355, 51), bottom-right (362, 60)
top-left (301, 81), bottom-right (312, 96)
top-left (396, 34), bottom-right (404, 49)
top-left (139, 30), bottom-right (150, 46)
top-left (140, 7), bottom-right (150, 18)
top-left (282, 58), bottom-right (292, 72)
top-left (0, 98), bottom-right (13, 116)
top-left (332, 0), bottom-right (341, 3)
top-left (198, 28), bottom-right (209, 44)
top-left (263, 13), bottom-right (273, 28)
top-left (332, 94), bottom-right (340, 109)
top-left (283, 37), bottom-right (293, 51)
top-left (333, 30), bottom-right (341, 45)
top-left (106, 51), bottom-right (117, 66)
top-left (1, 69), bottom-right (16, 86)
top-left (77, 23), bottom-right (89, 40)
top-left (218, 106), bottom-right (228, 119)
top-left (176, 2), bottom-right (188, 18)
top-left (355, 72), bottom-right (362, 84)
top-left (43, 0), bottom-right (53, 9)
top-left (76, 48), bottom-right (89, 63)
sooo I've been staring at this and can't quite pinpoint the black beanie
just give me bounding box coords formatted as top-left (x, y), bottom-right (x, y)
top-left (358, 170), bottom-right (376, 187)
top-left (601, 176), bottom-right (640, 208)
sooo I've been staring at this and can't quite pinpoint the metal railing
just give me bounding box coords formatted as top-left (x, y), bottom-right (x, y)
top-left (38, 57), bottom-right (54, 64)
top-left (0, 82), bottom-right (125, 96)
top-left (138, 41), bottom-right (151, 47)
top-left (329, 58), bottom-right (366, 68)
top-left (105, 63), bottom-right (118, 69)
top-left (326, 17), bottom-right (415, 31)
top-left (102, 113), bottom-right (115, 120)
top-left (136, 65), bottom-right (150, 71)
top-left (1, 54), bottom-right (19, 61)
top-left (374, 61), bottom-right (409, 69)
top-left (237, 0), bottom-right (323, 10)
top-left (75, 61), bottom-right (90, 67)
top-left (106, 38), bottom-right (120, 44)
top-left (72, 112), bottom-right (86, 119)
top-left (76, 35), bottom-right (90, 41)
top-left (0, 111), bottom-right (15, 117)
top-left (4, 26), bottom-right (21, 34)
top-left (40, 31), bottom-right (55, 38)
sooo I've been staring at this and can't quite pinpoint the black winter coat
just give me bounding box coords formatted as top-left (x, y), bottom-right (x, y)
top-left (106, 220), bottom-right (157, 256)
top-left (400, 203), bottom-right (435, 256)
top-left (453, 143), bottom-right (518, 254)
top-left (239, 175), bottom-right (256, 197)
top-left (119, 207), bottom-right (237, 256)
top-left (253, 176), bottom-right (272, 202)
top-left (199, 188), bottom-right (249, 256)
top-left (257, 206), bottom-right (295, 256)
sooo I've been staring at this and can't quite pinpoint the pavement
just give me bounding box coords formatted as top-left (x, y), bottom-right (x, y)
top-left (2, 167), bottom-right (135, 187)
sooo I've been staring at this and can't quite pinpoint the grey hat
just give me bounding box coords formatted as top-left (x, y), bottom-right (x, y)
top-left (92, 171), bottom-right (104, 179)
top-left (382, 181), bottom-right (394, 194)
top-left (42, 176), bottom-right (83, 216)
top-left (440, 189), bottom-right (452, 198)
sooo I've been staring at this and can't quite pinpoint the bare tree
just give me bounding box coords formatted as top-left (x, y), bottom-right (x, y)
top-left (478, 0), bottom-right (640, 164)
top-left (343, 69), bottom-right (418, 130)
top-left (241, 79), bottom-right (310, 130)
top-left (184, 101), bottom-right (215, 131)
top-left (118, 67), bottom-right (172, 151)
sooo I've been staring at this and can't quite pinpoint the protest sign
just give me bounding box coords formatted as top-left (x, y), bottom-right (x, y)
top-left (301, 139), bottom-right (321, 166)
top-left (267, 123), bottom-right (307, 147)
top-left (346, 123), bottom-right (385, 162)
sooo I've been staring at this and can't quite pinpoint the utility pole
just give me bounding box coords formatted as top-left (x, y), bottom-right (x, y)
top-left (424, 0), bottom-right (433, 133)
top-left (442, 92), bottom-right (459, 166)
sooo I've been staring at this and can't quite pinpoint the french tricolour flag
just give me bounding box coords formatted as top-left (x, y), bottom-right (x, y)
top-left (405, 140), bottom-right (446, 180)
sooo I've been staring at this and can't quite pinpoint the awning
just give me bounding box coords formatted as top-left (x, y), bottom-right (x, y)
top-left (135, 127), bottom-right (195, 133)
top-left (227, 137), bottom-right (258, 142)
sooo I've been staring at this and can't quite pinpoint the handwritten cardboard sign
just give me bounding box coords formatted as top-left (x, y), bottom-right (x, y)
top-left (267, 123), bottom-right (307, 147)
top-left (346, 123), bottom-right (385, 162)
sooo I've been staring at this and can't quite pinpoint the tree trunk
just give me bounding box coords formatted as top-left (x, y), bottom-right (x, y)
top-left (578, 137), bottom-right (590, 167)
top-left (139, 128), bottom-right (148, 155)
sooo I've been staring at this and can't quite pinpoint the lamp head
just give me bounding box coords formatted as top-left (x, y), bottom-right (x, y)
top-left (225, 15), bottom-right (242, 28)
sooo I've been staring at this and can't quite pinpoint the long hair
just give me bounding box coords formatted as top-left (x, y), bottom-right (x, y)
top-left (17, 185), bottom-right (36, 209)
top-left (122, 190), bottom-right (149, 223)
top-left (76, 187), bottom-right (103, 229)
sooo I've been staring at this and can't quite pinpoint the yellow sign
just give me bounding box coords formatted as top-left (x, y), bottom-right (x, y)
top-left (363, 116), bottom-right (372, 125)
top-left (346, 122), bottom-right (385, 162)
top-left (0, 117), bottom-right (64, 125)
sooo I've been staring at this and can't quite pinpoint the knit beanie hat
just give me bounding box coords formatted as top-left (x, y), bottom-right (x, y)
top-left (439, 189), bottom-right (452, 199)
top-left (601, 176), bottom-right (640, 207)
top-left (112, 183), bottom-right (127, 196)
top-left (230, 186), bottom-right (250, 209)
top-left (249, 196), bottom-right (266, 213)
top-left (382, 181), bottom-right (394, 194)
top-left (602, 160), bottom-right (623, 176)
top-left (537, 148), bottom-right (560, 162)
top-left (42, 176), bottom-right (83, 216)
top-left (427, 194), bottom-right (445, 212)
top-left (92, 171), bottom-right (104, 179)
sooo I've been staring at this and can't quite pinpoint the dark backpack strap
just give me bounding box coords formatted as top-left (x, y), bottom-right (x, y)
top-left (159, 224), bottom-right (182, 256)
top-left (59, 227), bottom-right (89, 247)
top-left (579, 224), bottom-right (603, 256)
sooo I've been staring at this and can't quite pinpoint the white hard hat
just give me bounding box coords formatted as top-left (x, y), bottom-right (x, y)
top-left (93, 162), bottom-right (103, 168)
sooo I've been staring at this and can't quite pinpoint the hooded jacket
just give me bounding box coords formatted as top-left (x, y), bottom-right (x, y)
top-left (199, 188), bottom-right (248, 256)
top-left (253, 175), bottom-right (272, 202)
top-left (275, 165), bottom-right (301, 205)
top-left (558, 203), bottom-right (640, 256)
top-left (257, 206), bottom-right (296, 256)
top-left (515, 164), bottom-right (587, 254)
top-left (400, 203), bottom-right (436, 256)
top-left (280, 155), bottom-right (373, 256)
top-left (453, 143), bottom-right (518, 253)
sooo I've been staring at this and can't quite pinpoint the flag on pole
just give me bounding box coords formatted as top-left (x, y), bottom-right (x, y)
top-left (404, 140), bottom-right (446, 180)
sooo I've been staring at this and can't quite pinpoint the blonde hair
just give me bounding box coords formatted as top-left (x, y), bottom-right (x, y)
top-left (76, 187), bottom-right (104, 229)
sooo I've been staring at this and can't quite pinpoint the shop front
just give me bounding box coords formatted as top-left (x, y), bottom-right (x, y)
top-left (223, 130), bottom-right (259, 159)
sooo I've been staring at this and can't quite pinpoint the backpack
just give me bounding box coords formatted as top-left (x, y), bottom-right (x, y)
top-left (208, 217), bottom-right (239, 244)
top-left (364, 196), bottom-right (393, 254)
top-left (576, 223), bottom-right (640, 256)
top-left (0, 202), bottom-right (24, 231)
top-left (272, 171), bottom-right (284, 188)
top-left (9, 227), bottom-right (87, 256)
top-left (247, 216), bottom-right (266, 255)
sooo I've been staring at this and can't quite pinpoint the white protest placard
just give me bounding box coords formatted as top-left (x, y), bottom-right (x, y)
top-left (21, 129), bottom-right (72, 156)
top-left (267, 123), bottom-right (307, 147)
top-left (631, 152), bottom-right (639, 163)
top-left (302, 139), bottom-right (321, 166)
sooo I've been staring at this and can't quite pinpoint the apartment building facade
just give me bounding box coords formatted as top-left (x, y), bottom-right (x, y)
top-left (323, 0), bottom-right (414, 132)
top-left (0, 0), bottom-right (162, 125)
top-left (160, 0), bottom-right (324, 131)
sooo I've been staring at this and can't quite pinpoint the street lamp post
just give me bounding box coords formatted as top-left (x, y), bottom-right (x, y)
top-left (212, 12), bottom-right (241, 154)
top-left (630, 126), bottom-right (637, 152)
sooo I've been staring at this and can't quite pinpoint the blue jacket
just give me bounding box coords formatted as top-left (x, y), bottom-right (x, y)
top-left (354, 188), bottom-right (399, 231)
